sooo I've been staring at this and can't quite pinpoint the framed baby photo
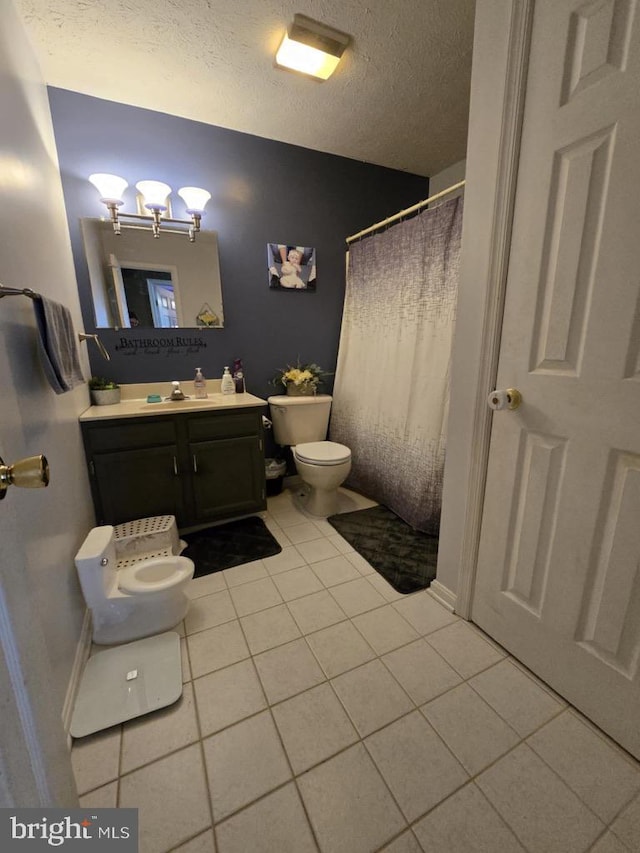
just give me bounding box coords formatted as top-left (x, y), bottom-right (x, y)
top-left (267, 243), bottom-right (317, 291)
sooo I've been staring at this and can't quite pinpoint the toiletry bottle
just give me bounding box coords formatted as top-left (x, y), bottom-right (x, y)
top-left (233, 358), bottom-right (245, 394)
top-left (194, 367), bottom-right (207, 399)
top-left (221, 366), bottom-right (235, 394)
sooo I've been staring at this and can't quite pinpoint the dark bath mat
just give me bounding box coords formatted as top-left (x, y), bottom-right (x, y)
top-left (182, 516), bottom-right (282, 578)
top-left (327, 505), bottom-right (438, 594)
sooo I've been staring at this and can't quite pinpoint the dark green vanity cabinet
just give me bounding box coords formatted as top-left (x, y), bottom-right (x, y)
top-left (81, 408), bottom-right (266, 527)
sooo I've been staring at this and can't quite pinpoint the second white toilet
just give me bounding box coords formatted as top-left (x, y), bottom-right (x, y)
top-left (75, 516), bottom-right (194, 645)
top-left (267, 394), bottom-right (351, 517)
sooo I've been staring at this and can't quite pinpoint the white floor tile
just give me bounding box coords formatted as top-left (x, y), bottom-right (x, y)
top-left (527, 710), bottom-right (640, 823)
top-left (215, 783), bottom-right (316, 853)
top-left (194, 659), bottom-right (267, 736)
top-left (425, 621), bottom-right (505, 678)
top-left (470, 659), bottom-right (565, 737)
top-left (272, 682), bottom-right (359, 774)
top-left (382, 639), bottom-right (462, 705)
top-left (326, 532), bottom-right (355, 554)
top-left (298, 743), bottom-right (406, 853)
top-left (421, 683), bottom-right (520, 775)
top-left (366, 572), bottom-right (405, 602)
top-left (71, 725), bottom-right (121, 795)
top-left (476, 744), bottom-right (604, 853)
top-left (187, 572), bottom-right (227, 599)
top-left (269, 506), bottom-right (310, 528)
top-left (185, 590), bottom-right (236, 635)
top-left (284, 521), bottom-right (325, 544)
top-left (609, 791), bottom-right (640, 851)
top-left (171, 830), bottom-right (216, 853)
top-left (392, 591), bottom-right (458, 635)
top-left (271, 565), bottom-right (324, 601)
top-left (296, 537), bottom-right (342, 564)
top-left (119, 744), bottom-right (211, 853)
top-left (310, 554), bottom-right (362, 587)
top-left (344, 550), bottom-right (376, 575)
top-left (266, 523), bottom-right (292, 548)
top-left (203, 710), bottom-right (292, 822)
top-left (180, 638), bottom-right (191, 682)
top-left (306, 620), bottom-right (376, 678)
top-left (287, 589), bottom-right (347, 635)
top-left (223, 560), bottom-right (268, 588)
top-left (240, 603), bottom-right (301, 654)
top-left (254, 638), bottom-right (326, 704)
top-left (262, 545), bottom-right (307, 575)
top-left (589, 832), bottom-right (630, 853)
top-left (365, 710), bottom-right (468, 821)
top-left (329, 576), bottom-right (387, 616)
top-left (187, 620), bottom-right (249, 678)
top-left (121, 683), bottom-right (200, 774)
top-left (331, 659), bottom-right (414, 737)
top-left (352, 604), bottom-right (419, 655)
top-left (78, 781), bottom-right (118, 809)
top-left (378, 830), bottom-right (423, 853)
top-left (413, 782), bottom-right (526, 853)
top-left (228, 576), bottom-right (283, 616)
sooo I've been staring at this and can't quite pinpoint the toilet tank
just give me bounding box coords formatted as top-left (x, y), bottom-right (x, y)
top-left (75, 525), bottom-right (118, 605)
top-left (267, 395), bottom-right (332, 445)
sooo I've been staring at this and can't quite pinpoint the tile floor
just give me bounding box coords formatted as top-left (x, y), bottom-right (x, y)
top-left (72, 487), bottom-right (640, 853)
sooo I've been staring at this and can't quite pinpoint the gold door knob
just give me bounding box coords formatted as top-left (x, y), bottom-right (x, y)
top-left (487, 388), bottom-right (522, 411)
top-left (0, 454), bottom-right (50, 500)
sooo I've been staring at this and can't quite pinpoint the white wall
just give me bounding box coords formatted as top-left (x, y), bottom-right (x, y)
top-left (0, 0), bottom-right (95, 805)
top-left (429, 159), bottom-right (466, 197)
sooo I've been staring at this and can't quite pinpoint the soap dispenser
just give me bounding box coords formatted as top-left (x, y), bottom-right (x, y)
top-left (194, 367), bottom-right (207, 399)
top-left (221, 366), bottom-right (235, 395)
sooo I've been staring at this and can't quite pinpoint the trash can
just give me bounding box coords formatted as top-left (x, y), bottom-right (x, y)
top-left (265, 458), bottom-right (287, 496)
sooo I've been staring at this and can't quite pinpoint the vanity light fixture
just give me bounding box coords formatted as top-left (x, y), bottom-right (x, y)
top-left (88, 174), bottom-right (211, 242)
top-left (275, 14), bottom-right (351, 81)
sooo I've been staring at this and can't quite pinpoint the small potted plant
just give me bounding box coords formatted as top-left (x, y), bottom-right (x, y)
top-left (89, 376), bottom-right (121, 406)
top-left (272, 361), bottom-right (330, 396)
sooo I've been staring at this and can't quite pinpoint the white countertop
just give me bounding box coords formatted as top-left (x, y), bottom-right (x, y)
top-left (80, 381), bottom-right (267, 422)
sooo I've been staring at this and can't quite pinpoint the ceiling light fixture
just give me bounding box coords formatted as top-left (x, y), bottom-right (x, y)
top-left (275, 14), bottom-right (351, 81)
top-left (88, 174), bottom-right (211, 241)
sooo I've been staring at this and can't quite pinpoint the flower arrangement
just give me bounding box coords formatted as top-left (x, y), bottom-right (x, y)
top-left (272, 361), bottom-right (330, 396)
top-left (88, 376), bottom-right (120, 391)
top-left (88, 376), bottom-right (121, 406)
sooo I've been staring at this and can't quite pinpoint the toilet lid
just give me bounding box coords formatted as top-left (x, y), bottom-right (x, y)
top-left (295, 441), bottom-right (351, 465)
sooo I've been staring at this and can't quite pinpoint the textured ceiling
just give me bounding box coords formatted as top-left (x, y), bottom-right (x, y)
top-left (14, 0), bottom-right (476, 177)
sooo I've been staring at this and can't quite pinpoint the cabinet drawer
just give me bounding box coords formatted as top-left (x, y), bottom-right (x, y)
top-left (187, 411), bottom-right (260, 441)
top-left (84, 420), bottom-right (177, 452)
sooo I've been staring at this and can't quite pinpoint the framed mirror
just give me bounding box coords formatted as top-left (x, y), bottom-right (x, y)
top-left (80, 218), bottom-right (224, 329)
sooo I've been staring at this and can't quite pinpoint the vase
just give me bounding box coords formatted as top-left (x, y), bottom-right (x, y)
top-left (286, 382), bottom-right (316, 397)
top-left (91, 388), bottom-right (121, 406)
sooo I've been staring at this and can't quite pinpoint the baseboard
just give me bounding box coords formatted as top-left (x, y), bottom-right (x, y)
top-left (62, 608), bottom-right (92, 745)
top-left (428, 580), bottom-right (457, 613)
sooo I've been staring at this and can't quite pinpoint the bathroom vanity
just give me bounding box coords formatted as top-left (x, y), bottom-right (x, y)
top-left (79, 390), bottom-right (268, 528)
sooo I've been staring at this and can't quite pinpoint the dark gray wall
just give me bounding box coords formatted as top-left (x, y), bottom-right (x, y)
top-left (48, 88), bottom-right (426, 400)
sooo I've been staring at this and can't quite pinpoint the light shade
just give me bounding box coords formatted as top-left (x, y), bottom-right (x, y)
top-left (89, 173), bottom-right (128, 203)
top-left (178, 186), bottom-right (211, 213)
top-left (275, 14), bottom-right (350, 80)
top-left (136, 180), bottom-right (171, 210)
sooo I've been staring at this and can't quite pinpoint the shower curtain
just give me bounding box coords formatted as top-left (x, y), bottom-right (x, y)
top-left (330, 196), bottom-right (463, 534)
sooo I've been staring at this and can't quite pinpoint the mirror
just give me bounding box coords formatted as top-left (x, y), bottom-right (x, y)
top-left (80, 218), bottom-right (224, 329)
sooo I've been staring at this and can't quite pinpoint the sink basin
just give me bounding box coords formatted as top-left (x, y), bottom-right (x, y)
top-left (140, 398), bottom-right (223, 410)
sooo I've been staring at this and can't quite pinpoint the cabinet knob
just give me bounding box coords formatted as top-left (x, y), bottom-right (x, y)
top-left (173, 456), bottom-right (178, 476)
top-left (192, 454), bottom-right (198, 474)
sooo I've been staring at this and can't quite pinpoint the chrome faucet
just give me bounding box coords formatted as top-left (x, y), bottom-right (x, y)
top-left (168, 381), bottom-right (187, 401)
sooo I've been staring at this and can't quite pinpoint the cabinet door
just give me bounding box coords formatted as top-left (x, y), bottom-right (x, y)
top-left (190, 436), bottom-right (265, 521)
top-left (92, 445), bottom-right (184, 525)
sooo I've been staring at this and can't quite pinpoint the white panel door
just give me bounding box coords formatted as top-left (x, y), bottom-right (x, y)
top-left (473, 0), bottom-right (640, 757)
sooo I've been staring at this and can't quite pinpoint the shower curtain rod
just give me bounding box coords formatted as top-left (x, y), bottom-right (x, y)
top-left (345, 179), bottom-right (466, 245)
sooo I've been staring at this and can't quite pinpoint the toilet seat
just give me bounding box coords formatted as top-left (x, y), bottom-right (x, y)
top-left (118, 556), bottom-right (194, 595)
top-left (294, 441), bottom-right (351, 466)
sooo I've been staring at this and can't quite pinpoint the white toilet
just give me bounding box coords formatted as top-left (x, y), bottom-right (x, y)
top-left (267, 394), bottom-right (351, 517)
top-left (75, 519), bottom-right (194, 645)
